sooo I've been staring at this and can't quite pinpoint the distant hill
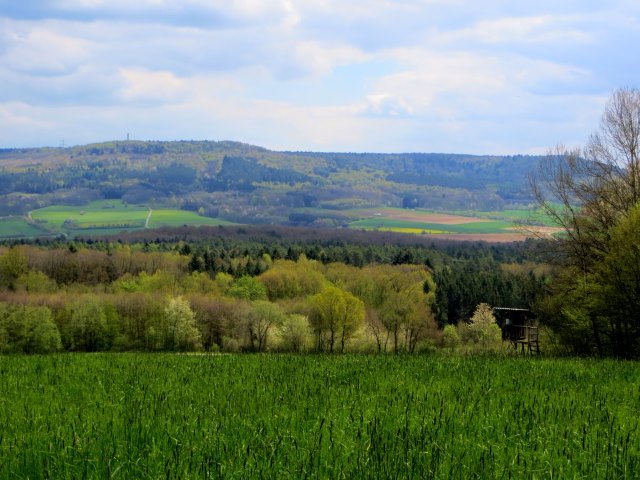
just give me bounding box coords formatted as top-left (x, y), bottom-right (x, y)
top-left (0, 140), bottom-right (543, 226)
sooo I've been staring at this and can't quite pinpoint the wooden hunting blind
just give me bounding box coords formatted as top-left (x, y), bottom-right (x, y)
top-left (492, 307), bottom-right (540, 354)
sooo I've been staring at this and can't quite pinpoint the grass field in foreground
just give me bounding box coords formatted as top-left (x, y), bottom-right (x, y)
top-left (1, 354), bottom-right (638, 479)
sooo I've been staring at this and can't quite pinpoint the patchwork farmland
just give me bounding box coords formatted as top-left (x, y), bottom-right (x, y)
top-left (347, 208), bottom-right (560, 241)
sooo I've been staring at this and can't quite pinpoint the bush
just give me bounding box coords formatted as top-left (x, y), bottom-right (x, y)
top-left (460, 303), bottom-right (504, 354)
top-left (276, 314), bottom-right (312, 352)
top-left (442, 324), bottom-right (460, 352)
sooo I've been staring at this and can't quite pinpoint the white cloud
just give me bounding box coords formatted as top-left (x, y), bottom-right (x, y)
top-left (293, 41), bottom-right (369, 76)
top-left (438, 15), bottom-right (595, 45)
top-left (117, 69), bottom-right (188, 104)
top-left (0, 1), bottom-right (636, 152)
top-left (1, 23), bottom-right (91, 75)
top-left (362, 48), bottom-right (593, 121)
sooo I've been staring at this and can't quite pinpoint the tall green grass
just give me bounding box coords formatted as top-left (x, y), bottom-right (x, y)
top-left (0, 354), bottom-right (638, 479)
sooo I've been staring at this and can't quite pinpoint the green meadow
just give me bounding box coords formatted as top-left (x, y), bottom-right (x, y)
top-left (0, 218), bottom-right (49, 238)
top-left (31, 201), bottom-right (148, 230)
top-left (147, 209), bottom-right (233, 228)
top-left (448, 208), bottom-right (559, 226)
top-left (25, 200), bottom-right (232, 237)
top-left (0, 354), bottom-right (637, 479)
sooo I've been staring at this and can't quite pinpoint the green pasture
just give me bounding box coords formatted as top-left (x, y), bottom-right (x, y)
top-left (31, 201), bottom-right (148, 231)
top-left (0, 218), bottom-right (49, 238)
top-left (147, 209), bottom-right (233, 228)
top-left (29, 200), bottom-right (233, 237)
top-left (350, 217), bottom-right (514, 234)
top-left (0, 354), bottom-right (638, 479)
top-left (448, 208), bottom-right (558, 226)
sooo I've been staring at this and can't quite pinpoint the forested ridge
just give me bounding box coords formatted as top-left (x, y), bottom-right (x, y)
top-left (0, 140), bottom-right (541, 221)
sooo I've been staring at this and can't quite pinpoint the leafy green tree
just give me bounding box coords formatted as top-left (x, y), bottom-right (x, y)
top-left (215, 272), bottom-right (234, 294)
top-left (15, 271), bottom-right (58, 293)
top-left (531, 88), bottom-right (640, 357)
top-left (162, 297), bottom-right (201, 351)
top-left (244, 301), bottom-right (285, 352)
top-left (0, 247), bottom-right (29, 290)
top-left (591, 205), bottom-right (640, 356)
top-left (539, 204), bottom-right (640, 357)
top-left (228, 276), bottom-right (267, 301)
top-left (461, 303), bottom-right (502, 351)
top-left (181, 271), bottom-right (219, 294)
top-left (442, 324), bottom-right (460, 352)
top-left (65, 298), bottom-right (109, 352)
top-left (277, 314), bottom-right (311, 352)
top-left (308, 286), bottom-right (364, 353)
top-left (20, 305), bottom-right (62, 354)
top-left (258, 257), bottom-right (325, 300)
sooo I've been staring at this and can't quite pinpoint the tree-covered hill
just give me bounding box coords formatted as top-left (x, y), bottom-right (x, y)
top-left (0, 140), bottom-right (543, 223)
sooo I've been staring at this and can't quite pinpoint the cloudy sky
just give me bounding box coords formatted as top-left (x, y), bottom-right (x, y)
top-left (0, 1), bottom-right (638, 154)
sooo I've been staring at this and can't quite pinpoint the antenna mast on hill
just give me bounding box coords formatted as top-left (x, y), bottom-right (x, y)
top-left (126, 133), bottom-right (130, 141)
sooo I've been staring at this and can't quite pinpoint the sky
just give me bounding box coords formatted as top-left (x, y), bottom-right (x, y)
top-left (0, 1), bottom-right (638, 154)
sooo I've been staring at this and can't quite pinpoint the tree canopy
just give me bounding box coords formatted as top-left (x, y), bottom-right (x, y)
top-left (532, 88), bottom-right (640, 357)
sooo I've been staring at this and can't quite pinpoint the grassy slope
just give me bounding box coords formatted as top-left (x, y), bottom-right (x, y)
top-left (148, 209), bottom-right (233, 228)
top-left (0, 354), bottom-right (637, 479)
top-left (0, 218), bottom-right (49, 238)
top-left (31, 201), bottom-right (148, 229)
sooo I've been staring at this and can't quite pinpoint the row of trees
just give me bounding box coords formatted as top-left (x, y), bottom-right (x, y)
top-left (0, 254), bottom-right (441, 354)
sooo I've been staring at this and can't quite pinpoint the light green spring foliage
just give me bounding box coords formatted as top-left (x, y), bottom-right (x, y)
top-left (258, 256), bottom-right (325, 300)
top-left (442, 324), bottom-right (461, 351)
top-left (214, 272), bottom-right (234, 293)
top-left (0, 354), bottom-right (638, 479)
top-left (15, 271), bottom-right (58, 293)
top-left (242, 300), bottom-right (285, 352)
top-left (65, 298), bottom-right (110, 352)
top-left (461, 303), bottom-right (503, 352)
top-left (0, 304), bottom-right (61, 354)
top-left (308, 285), bottom-right (365, 353)
top-left (0, 246), bottom-right (28, 289)
top-left (0, 247), bottom-right (445, 354)
top-left (161, 296), bottom-right (201, 352)
top-left (275, 314), bottom-right (312, 352)
top-left (228, 275), bottom-right (267, 301)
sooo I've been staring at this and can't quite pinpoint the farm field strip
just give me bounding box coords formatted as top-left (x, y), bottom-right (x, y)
top-left (351, 207), bottom-right (491, 224)
top-left (0, 354), bottom-right (638, 479)
top-left (446, 208), bottom-right (559, 226)
top-left (350, 217), bottom-right (514, 234)
top-left (147, 209), bottom-right (233, 228)
top-left (31, 201), bottom-right (148, 230)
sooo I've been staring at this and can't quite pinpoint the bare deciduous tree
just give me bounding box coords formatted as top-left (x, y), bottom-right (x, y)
top-left (531, 88), bottom-right (640, 357)
top-left (530, 87), bottom-right (640, 271)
